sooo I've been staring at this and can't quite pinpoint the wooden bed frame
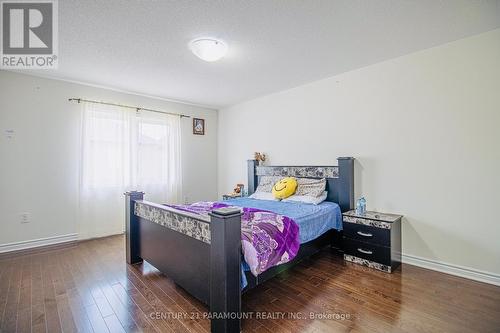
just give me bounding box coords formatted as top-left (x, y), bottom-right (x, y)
top-left (124, 157), bottom-right (354, 333)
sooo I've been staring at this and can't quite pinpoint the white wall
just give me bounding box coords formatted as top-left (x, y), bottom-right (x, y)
top-left (0, 71), bottom-right (217, 247)
top-left (218, 29), bottom-right (500, 277)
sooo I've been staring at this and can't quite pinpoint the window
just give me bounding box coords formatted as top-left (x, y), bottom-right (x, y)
top-left (78, 101), bottom-right (182, 238)
top-left (81, 102), bottom-right (181, 192)
top-left (82, 107), bottom-right (131, 188)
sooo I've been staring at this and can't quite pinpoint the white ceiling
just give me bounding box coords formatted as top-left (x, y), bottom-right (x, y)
top-left (24, 0), bottom-right (500, 108)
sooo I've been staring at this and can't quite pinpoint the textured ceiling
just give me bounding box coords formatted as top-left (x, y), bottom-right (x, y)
top-left (18, 0), bottom-right (500, 108)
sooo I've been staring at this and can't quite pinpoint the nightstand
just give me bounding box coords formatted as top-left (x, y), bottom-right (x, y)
top-left (342, 210), bottom-right (402, 273)
top-left (222, 193), bottom-right (243, 200)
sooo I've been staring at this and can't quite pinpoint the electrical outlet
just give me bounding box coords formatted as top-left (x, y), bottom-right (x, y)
top-left (20, 212), bottom-right (31, 223)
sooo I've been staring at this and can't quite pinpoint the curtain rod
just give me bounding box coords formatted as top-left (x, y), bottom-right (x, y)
top-left (68, 98), bottom-right (191, 118)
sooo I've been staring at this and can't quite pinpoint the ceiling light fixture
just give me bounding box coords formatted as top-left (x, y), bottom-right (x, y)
top-left (189, 38), bottom-right (228, 62)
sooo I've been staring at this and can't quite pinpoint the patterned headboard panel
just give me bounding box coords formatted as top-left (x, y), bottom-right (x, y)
top-left (255, 166), bottom-right (339, 178)
top-left (248, 157), bottom-right (354, 212)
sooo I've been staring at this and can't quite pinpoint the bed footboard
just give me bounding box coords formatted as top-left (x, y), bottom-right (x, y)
top-left (124, 192), bottom-right (242, 333)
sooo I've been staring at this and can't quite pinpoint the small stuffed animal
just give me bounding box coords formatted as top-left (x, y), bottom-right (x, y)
top-left (233, 183), bottom-right (244, 194)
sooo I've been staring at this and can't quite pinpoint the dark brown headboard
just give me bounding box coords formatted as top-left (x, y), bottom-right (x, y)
top-left (247, 157), bottom-right (354, 212)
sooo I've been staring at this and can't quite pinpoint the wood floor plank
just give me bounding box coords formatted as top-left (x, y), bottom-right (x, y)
top-left (31, 259), bottom-right (47, 333)
top-left (103, 314), bottom-right (126, 333)
top-left (48, 251), bottom-right (79, 333)
top-left (118, 281), bottom-right (174, 333)
top-left (67, 288), bottom-right (95, 333)
top-left (100, 283), bottom-right (140, 332)
top-left (16, 256), bottom-right (32, 333)
top-left (58, 250), bottom-right (95, 333)
top-left (111, 282), bottom-right (158, 332)
top-left (1, 234), bottom-right (499, 333)
top-left (85, 303), bottom-right (110, 333)
top-left (67, 247), bottom-right (98, 308)
top-left (0, 260), bottom-right (15, 331)
top-left (1, 257), bottom-right (23, 332)
top-left (56, 294), bottom-right (79, 333)
top-left (41, 254), bottom-right (63, 333)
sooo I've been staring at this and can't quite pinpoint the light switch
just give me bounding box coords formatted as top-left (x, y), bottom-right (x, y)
top-left (4, 129), bottom-right (15, 139)
top-left (20, 212), bottom-right (31, 223)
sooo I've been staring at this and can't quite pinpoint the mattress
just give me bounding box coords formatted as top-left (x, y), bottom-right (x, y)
top-left (221, 197), bottom-right (343, 244)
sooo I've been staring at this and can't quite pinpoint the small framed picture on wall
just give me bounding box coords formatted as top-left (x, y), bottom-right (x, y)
top-left (193, 118), bottom-right (205, 135)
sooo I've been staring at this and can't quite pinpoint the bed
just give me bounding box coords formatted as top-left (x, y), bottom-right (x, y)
top-left (124, 157), bottom-right (354, 333)
top-left (224, 197), bottom-right (342, 289)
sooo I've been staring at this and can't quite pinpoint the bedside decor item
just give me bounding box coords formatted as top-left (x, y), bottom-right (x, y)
top-left (234, 183), bottom-right (245, 196)
top-left (272, 177), bottom-right (298, 199)
top-left (356, 197), bottom-right (366, 215)
top-left (222, 184), bottom-right (246, 200)
top-left (193, 118), bottom-right (205, 135)
top-left (342, 210), bottom-right (403, 273)
top-left (254, 152), bottom-right (266, 165)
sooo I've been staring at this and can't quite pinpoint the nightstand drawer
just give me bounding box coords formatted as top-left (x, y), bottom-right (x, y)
top-left (343, 222), bottom-right (390, 247)
top-left (344, 238), bottom-right (391, 266)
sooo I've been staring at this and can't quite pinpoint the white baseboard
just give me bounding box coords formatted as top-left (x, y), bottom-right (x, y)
top-left (402, 253), bottom-right (500, 286)
top-left (0, 233), bottom-right (78, 254)
top-left (77, 228), bottom-right (125, 241)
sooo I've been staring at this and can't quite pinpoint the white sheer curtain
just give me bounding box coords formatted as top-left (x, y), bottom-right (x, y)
top-left (78, 102), bottom-right (182, 239)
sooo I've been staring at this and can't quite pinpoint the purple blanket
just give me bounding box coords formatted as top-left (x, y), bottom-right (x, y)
top-left (166, 202), bottom-right (300, 276)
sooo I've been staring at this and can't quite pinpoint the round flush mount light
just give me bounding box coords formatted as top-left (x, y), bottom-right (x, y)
top-left (189, 38), bottom-right (228, 62)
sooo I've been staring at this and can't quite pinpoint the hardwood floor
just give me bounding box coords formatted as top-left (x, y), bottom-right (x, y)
top-left (0, 235), bottom-right (499, 333)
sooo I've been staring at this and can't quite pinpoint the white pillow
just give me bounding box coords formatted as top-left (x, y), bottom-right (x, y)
top-left (295, 178), bottom-right (326, 197)
top-left (282, 191), bottom-right (328, 205)
top-left (255, 176), bottom-right (281, 193)
top-left (249, 191), bottom-right (279, 201)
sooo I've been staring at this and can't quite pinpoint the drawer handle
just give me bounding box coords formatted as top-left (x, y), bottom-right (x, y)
top-left (356, 231), bottom-right (373, 237)
top-left (357, 248), bottom-right (373, 255)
